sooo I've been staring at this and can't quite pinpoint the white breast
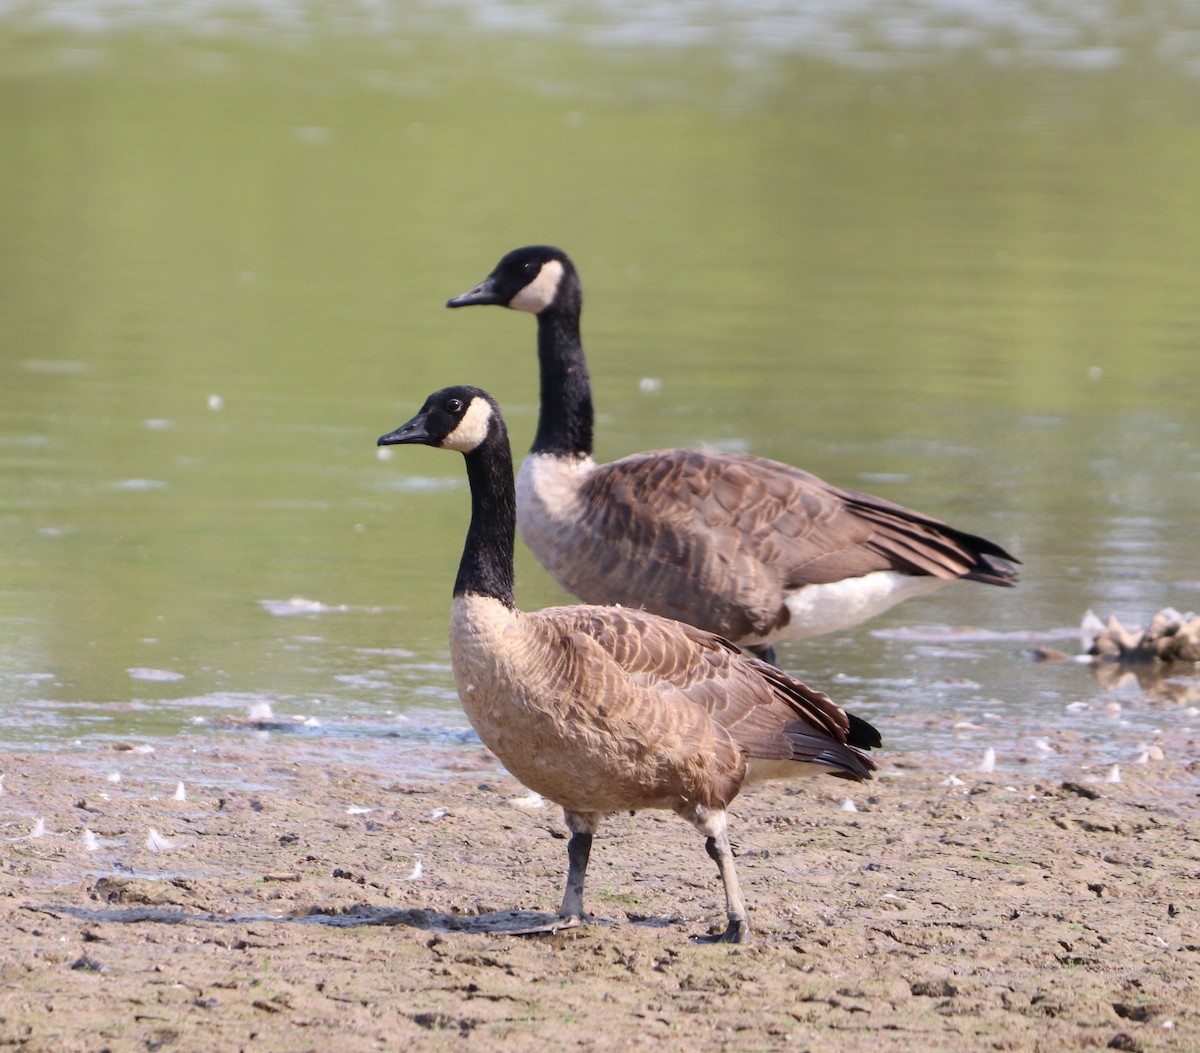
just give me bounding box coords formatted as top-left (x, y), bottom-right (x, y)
top-left (449, 594), bottom-right (519, 709)
top-left (449, 594), bottom-right (538, 762)
top-left (448, 592), bottom-right (653, 812)
top-left (515, 453), bottom-right (594, 580)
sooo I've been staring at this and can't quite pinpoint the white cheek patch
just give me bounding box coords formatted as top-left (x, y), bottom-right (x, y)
top-left (509, 259), bottom-right (565, 314)
top-left (441, 398), bottom-right (493, 452)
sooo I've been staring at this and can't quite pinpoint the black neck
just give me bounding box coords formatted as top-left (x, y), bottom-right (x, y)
top-left (530, 300), bottom-right (594, 458)
top-left (454, 429), bottom-right (517, 608)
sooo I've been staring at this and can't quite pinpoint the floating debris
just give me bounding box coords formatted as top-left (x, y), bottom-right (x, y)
top-left (638, 377), bottom-right (662, 393)
top-left (259, 597), bottom-right (347, 617)
top-left (30, 818), bottom-right (47, 838)
top-left (215, 700), bottom-right (319, 732)
top-left (106, 771), bottom-right (122, 784)
top-left (1107, 765), bottom-right (1122, 784)
top-left (1034, 738), bottom-right (1056, 755)
top-left (840, 798), bottom-right (858, 813)
top-left (346, 805), bottom-right (373, 815)
top-left (208, 394), bottom-right (224, 411)
top-left (293, 125), bottom-right (330, 145)
top-left (978, 748), bottom-right (996, 774)
top-left (145, 829), bottom-right (174, 852)
top-left (111, 479), bottom-right (168, 491)
top-left (127, 667), bottom-right (185, 682)
top-left (82, 829), bottom-right (101, 852)
top-left (1030, 609), bottom-right (1200, 681)
top-left (0, 773), bottom-right (5, 795)
top-left (23, 358), bottom-right (87, 375)
top-left (941, 775), bottom-right (966, 787)
top-left (1082, 608), bottom-right (1200, 664)
top-left (172, 781), bottom-right (187, 802)
top-left (404, 860), bottom-right (423, 881)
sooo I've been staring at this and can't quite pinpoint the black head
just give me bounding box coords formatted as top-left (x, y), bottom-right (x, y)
top-left (377, 386), bottom-right (501, 454)
top-left (446, 245), bottom-right (577, 315)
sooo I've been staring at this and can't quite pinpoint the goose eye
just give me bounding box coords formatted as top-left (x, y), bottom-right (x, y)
top-left (446, 398), bottom-right (463, 413)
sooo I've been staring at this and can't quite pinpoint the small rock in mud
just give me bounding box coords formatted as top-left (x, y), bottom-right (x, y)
top-left (70, 956), bottom-right (105, 973)
top-left (911, 979), bottom-right (958, 997)
top-left (1112, 1002), bottom-right (1161, 1022)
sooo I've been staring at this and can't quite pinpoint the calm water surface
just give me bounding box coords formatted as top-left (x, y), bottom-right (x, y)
top-left (2, 2), bottom-right (1199, 772)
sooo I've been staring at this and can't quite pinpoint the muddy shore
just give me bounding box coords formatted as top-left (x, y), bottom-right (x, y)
top-left (2, 732), bottom-right (1198, 1053)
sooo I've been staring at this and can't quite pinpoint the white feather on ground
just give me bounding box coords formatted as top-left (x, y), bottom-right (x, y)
top-left (145, 829), bottom-right (174, 852)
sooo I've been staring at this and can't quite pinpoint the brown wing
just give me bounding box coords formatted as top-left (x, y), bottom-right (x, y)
top-left (530, 604), bottom-right (877, 785)
top-left (571, 448), bottom-right (1017, 639)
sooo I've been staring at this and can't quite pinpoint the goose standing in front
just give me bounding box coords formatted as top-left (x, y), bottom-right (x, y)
top-left (447, 246), bottom-right (1019, 662)
top-left (377, 385), bottom-right (880, 943)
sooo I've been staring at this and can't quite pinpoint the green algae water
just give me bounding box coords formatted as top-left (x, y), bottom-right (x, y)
top-left (2, 2), bottom-right (1199, 759)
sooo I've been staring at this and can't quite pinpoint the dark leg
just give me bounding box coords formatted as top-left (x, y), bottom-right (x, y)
top-left (703, 829), bottom-right (750, 943)
top-left (558, 831), bottom-right (593, 924)
top-left (746, 643), bottom-right (779, 668)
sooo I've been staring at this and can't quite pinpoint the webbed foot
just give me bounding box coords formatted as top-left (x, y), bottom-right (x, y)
top-left (506, 914), bottom-right (586, 937)
top-left (695, 917), bottom-right (751, 944)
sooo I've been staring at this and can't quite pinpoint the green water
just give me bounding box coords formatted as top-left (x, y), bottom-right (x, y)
top-left (2, 3), bottom-right (1199, 758)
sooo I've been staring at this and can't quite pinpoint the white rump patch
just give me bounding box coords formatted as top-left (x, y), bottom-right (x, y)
top-left (766, 571), bottom-right (949, 642)
top-left (441, 397), bottom-right (493, 452)
top-left (509, 259), bottom-right (565, 314)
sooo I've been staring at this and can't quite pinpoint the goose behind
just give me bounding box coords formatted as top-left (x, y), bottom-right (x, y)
top-left (377, 385), bottom-right (881, 943)
top-left (447, 246), bottom-right (1019, 657)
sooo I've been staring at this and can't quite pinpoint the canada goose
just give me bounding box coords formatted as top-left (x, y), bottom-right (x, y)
top-left (447, 247), bottom-right (1019, 661)
top-left (378, 385), bottom-right (881, 943)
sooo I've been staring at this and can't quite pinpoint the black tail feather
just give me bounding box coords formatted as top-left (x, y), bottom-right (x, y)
top-left (847, 712), bottom-right (883, 751)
